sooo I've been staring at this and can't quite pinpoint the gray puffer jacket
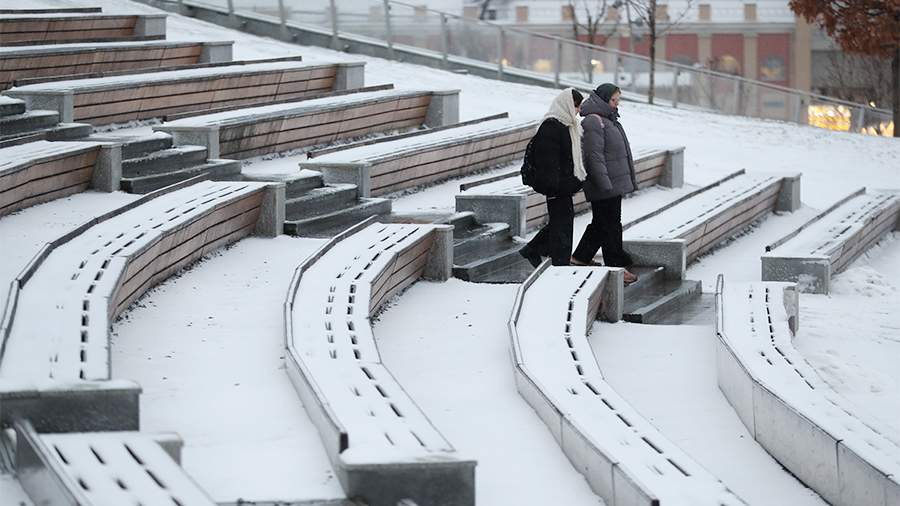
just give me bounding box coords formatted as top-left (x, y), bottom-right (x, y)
top-left (580, 93), bottom-right (638, 201)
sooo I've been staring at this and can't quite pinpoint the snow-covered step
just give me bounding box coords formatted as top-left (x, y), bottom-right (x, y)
top-left (120, 159), bottom-right (242, 194)
top-left (0, 140), bottom-right (119, 217)
top-left (284, 183), bottom-right (358, 218)
top-left (511, 263), bottom-right (744, 505)
top-left (284, 220), bottom-right (472, 505)
top-left (624, 170), bottom-right (801, 279)
top-left (715, 278), bottom-right (900, 506)
top-left (762, 189), bottom-right (900, 293)
top-left (456, 146), bottom-right (684, 236)
top-left (13, 420), bottom-right (215, 506)
top-left (302, 115), bottom-right (535, 197)
top-left (622, 269), bottom-right (703, 324)
top-left (155, 88), bottom-right (459, 160)
top-left (0, 95), bottom-right (25, 116)
top-left (7, 60), bottom-right (364, 126)
top-left (90, 131), bottom-right (174, 160)
top-left (0, 13), bottom-right (166, 46)
top-left (0, 40), bottom-right (233, 90)
top-left (121, 145), bottom-right (209, 178)
top-left (0, 109), bottom-right (60, 136)
top-left (0, 180), bottom-right (282, 383)
top-left (283, 197), bottom-right (391, 237)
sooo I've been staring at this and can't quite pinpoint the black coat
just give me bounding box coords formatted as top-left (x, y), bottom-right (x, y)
top-left (532, 118), bottom-right (583, 197)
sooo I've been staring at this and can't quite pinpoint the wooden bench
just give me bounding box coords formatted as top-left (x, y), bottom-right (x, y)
top-left (0, 140), bottom-right (121, 217)
top-left (7, 59), bottom-right (365, 125)
top-left (456, 146), bottom-right (684, 236)
top-left (12, 419), bottom-right (215, 505)
top-left (284, 219), bottom-right (473, 506)
top-left (155, 88), bottom-right (460, 160)
top-left (715, 277), bottom-right (900, 506)
top-left (510, 263), bottom-right (743, 505)
top-left (0, 13), bottom-right (166, 46)
top-left (0, 179), bottom-right (284, 383)
top-left (302, 115), bottom-right (535, 197)
top-left (762, 189), bottom-right (900, 293)
top-left (0, 40), bottom-right (233, 90)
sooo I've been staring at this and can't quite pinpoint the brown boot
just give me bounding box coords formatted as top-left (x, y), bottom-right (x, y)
top-left (623, 269), bottom-right (638, 285)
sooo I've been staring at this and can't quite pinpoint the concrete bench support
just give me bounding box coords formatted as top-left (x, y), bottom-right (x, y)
top-left (622, 239), bottom-right (687, 280)
top-left (0, 380), bottom-right (140, 433)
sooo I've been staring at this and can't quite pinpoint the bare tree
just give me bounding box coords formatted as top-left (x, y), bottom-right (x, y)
top-left (567, 0), bottom-right (620, 83)
top-left (477, 0), bottom-right (493, 20)
top-left (622, 0), bottom-right (693, 104)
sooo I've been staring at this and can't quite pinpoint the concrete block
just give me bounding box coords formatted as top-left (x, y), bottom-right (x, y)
top-left (150, 433), bottom-right (184, 464)
top-left (623, 239), bottom-right (686, 280)
top-left (781, 284), bottom-right (799, 334)
top-left (5, 90), bottom-right (74, 123)
top-left (514, 367), bottom-right (563, 444)
top-left (0, 380), bottom-right (140, 433)
top-left (134, 14), bottom-right (167, 38)
top-left (423, 225), bottom-right (454, 281)
top-left (424, 90), bottom-right (460, 128)
top-left (92, 143), bottom-right (122, 192)
top-left (776, 174), bottom-right (802, 213)
top-left (199, 41), bottom-right (234, 63)
top-left (752, 382), bottom-right (840, 505)
top-left (760, 256), bottom-right (831, 294)
top-left (157, 127), bottom-right (220, 158)
top-left (254, 183), bottom-right (285, 237)
top-left (886, 476), bottom-right (900, 506)
top-left (560, 416), bottom-right (615, 504)
top-left (284, 356), bottom-right (345, 466)
top-left (836, 441), bottom-right (889, 506)
top-left (334, 62), bottom-right (366, 90)
top-left (456, 194), bottom-right (526, 237)
top-left (612, 463), bottom-right (658, 506)
top-left (660, 147), bottom-right (684, 188)
top-left (338, 458), bottom-right (476, 506)
top-left (600, 268), bottom-right (623, 323)
top-left (715, 338), bottom-right (756, 437)
top-left (317, 162), bottom-right (371, 197)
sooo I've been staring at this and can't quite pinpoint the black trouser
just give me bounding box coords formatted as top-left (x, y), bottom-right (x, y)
top-left (572, 196), bottom-right (633, 267)
top-left (525, 195), bottom-right (574, 266)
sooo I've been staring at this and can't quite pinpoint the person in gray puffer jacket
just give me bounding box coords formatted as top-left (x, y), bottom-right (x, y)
top-left (571, 83), bottom-right (638, 284)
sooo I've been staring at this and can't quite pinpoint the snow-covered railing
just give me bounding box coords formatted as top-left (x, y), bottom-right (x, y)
top-left (0, 140), bottom-right (121, 217)
top-left (715, 276), bottom-right (900, 506)
top-left (623, 170), bottom-right (800, 279)
top-left (456, 146), bottom-right (683, 236)
top-left (509, 262), bottom-right (744, 505)
top-left (0, 13), bottom-right (166, 46)
top-left (303, 115), bottom-right (534, 197)
top-left (0, 40), bottom-right (233, 90)
top-left (12, 419), bottom-right (215, 506)
top-left (155, 88), bottom-right (459, 160)
top-left (283, 219), bottom-right (474, 506)
top-left (7, 59), bottom-right (365, 126)
top-left (762, 189), bottom-right (900, 293)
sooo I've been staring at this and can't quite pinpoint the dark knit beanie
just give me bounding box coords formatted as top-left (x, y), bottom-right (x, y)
top-left (571, 89), bottom-right (584, 107)
top-left (594, 83), bottom-right (620, 103)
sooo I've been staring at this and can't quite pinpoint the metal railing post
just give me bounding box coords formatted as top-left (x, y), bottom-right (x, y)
top-left (791, 94), bottom-right (803, 124)
top-left (614, 55), bottom-right (621, 87)
top-left (226, 0), bottom-right (234, 15)
top-left (440, 13), bottom-right (449, 68)
top-left (854, 106), bottom-right (866, 132)
top-left (554, 38), bottom-right (562, 87)
top-left (277, 0), bottom-right (287, 38)
top-left (383, 0), bottom-right (395, 60)
top-left (672, 67), bottom-right (680, 108)
top-left (497, 27), bottom-right (505, 80)
top-left (329, 0), bottom-right (340, 50)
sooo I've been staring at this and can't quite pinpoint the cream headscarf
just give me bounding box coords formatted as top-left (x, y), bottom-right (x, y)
top-left (541, 88), bottom-right (586, 181)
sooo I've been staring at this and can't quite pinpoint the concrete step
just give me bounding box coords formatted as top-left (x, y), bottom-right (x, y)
top-left (120, 159), bottom-right (242, 194)
top-left (651, 292), bottom-right (716, 325)
top-left (447, 211), bottom-right (479, 234)
top-left (121, 145), bottom-right (208, 178)
top-left (0, 98), bottom-right (26, 116)
top-left (453, 222), bottom-right (512, 259)
top-left (285, 183), bottom-right (358, 219)
top-left (469, 255), bottom-right (536, 284)
top-left (622, 277), bottom-right (703, 324)
top-left (0, 122), bottom-right (91, 148)
top-left (0, 110), bottom-right (59, 138)
top-left (243, 170), bottom-right (324, 199)
top-left (453, 241), bottom-right (524, 282)
top-left (284, 198), bottom-right (392, 238)
top-left (89, 133), bottom-right (175, 160)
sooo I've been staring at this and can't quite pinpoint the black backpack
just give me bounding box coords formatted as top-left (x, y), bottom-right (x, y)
top-left (520, 133), bottom-right (559, 196)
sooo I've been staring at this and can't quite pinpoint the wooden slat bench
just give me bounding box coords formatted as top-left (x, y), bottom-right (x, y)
top-left (455, 146), bottom-right (685, 237)
top-left (0, 40), bottom-right (233, 90)
top-left (0, 140), bottom-right (120, 217)
top-left (155, 88), bottom-right (460, 160)
top-left (762, 189), bottom-right (900, 293)
top-left (303, 115), bottom-right (536, 197)
top-left (284, 219), bottom-right (473, 506)
top-left (0, 13), bottom-right (166, 46)
top-left (7, 60), bottom-right (365, 125)
top-left (510, 263), bottom-right (744, 505)
top-left (715, 277), bottom-right (900, 506)
top-left (0, 180), bottom-right (284, 383)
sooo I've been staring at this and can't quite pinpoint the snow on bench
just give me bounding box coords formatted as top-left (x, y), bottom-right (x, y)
top-left (0, 13), bottom-right (166, 46)
top-left (302, 115), bottom-right (536, 197)
top-left (0, 140), bottom-right (120, 217)
top-left (762, 189), bottom-right (900, 293)
top-left (154, 87), bottom-right (460, 160)
top-left (456, 146), bottom-right (684, 236)
top-left (7, 60), bottom-right (365, 125)
top-left (13, 419), bottom-right (214, 506)
top-left (0, 179), bottom-right (283, 384)
top-left (623, 170), bottom-right (801, 279)
top-left (715, 277), bottom-right (900, 506)
top-left (0, 40), bottom-right (233, 90)
top-left (284, 220), bottom-right (473, 506)
top-left (509, 263), bottom-right (744, 505)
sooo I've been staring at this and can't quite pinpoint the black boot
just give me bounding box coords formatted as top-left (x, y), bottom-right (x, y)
top-left (518, 245), bottom-right (542, 268)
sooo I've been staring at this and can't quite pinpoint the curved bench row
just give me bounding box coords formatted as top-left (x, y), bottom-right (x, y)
top-left (284, 219), bottom-right (474, 506)
top-left (0, 13), bottom-right (166, 46)
top-left (715, 277), bottom-right (900, 506)
top-left (510, 263), bottom-right (744, 505)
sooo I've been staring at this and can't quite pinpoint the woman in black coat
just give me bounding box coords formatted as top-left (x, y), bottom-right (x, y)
top-left (519, 88), bottom-right (586, 267)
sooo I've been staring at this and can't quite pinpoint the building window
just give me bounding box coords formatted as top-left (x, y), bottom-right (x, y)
top-left (516, 5), bottom-right (529, 22)
top-left (744, 3), bottom-right (757, 21)
top-left (699, 4), bottom-right (711, 21)
top-left (712, 54), bottom-right (741, 75)
top-left (486, 8), bottom-right (497, 20)
top-left (760, 55), bottom-right (786, 81)
top-left (562, 5), bottom-right (574, 21)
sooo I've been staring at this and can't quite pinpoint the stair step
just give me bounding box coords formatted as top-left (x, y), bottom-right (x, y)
top-left (244, 170), bottom-right (324, 198)
top-left (120, 159), bottom-right (242, 194)
top-left (45, 123), bottom-right (92, 141)
top-left (121, 145), bottom-right (208, 177)
top-left (453, 242), bottom-right (524, 281)
top-left (285, 183), bottom-right (358, 219)
top-left (447, 211), bottom-right (478, 233)
top-left (0, 110), bottom-right (59, 138)
top-left (461, 255), bottom-right (535, 284)
top-left (0, 98), bottom-right (26, 116)
top-left (89, 132), bottom-right (174, 160)
top-left (650, 292), bottom-right (716, 325)
top-left (623, 278), bottom-right (703, 324)
top-left (284, 198), bottom-right (392, 238)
